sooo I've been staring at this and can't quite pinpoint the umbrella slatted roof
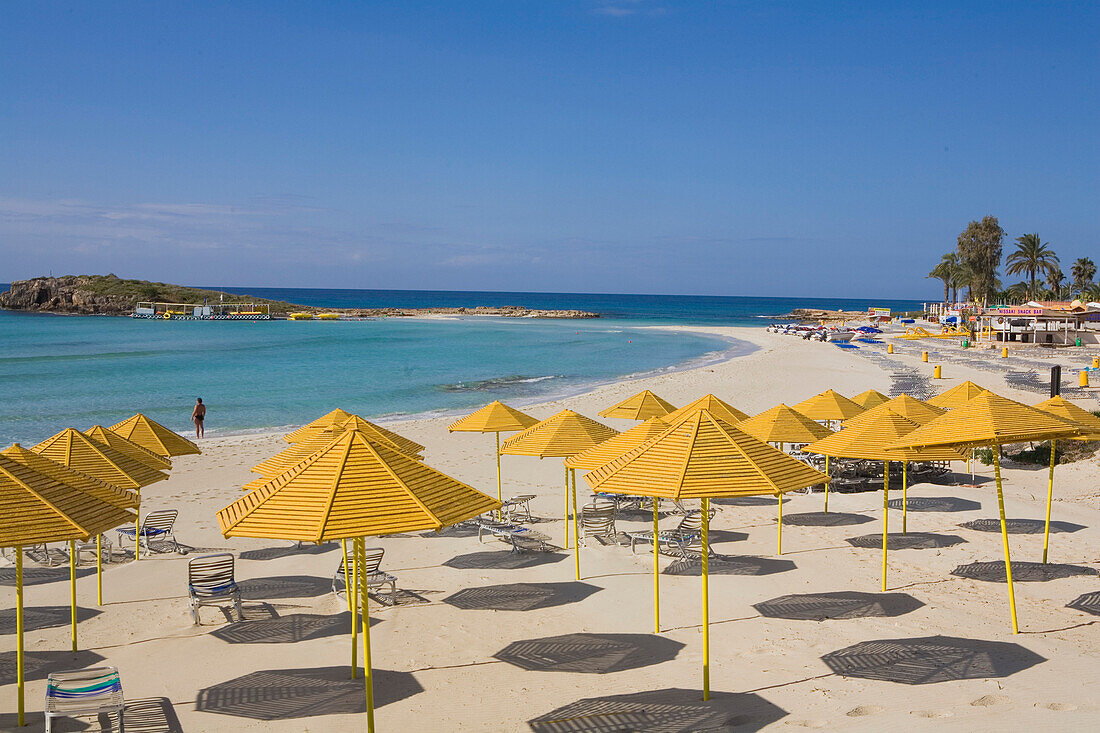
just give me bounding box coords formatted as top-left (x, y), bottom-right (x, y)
top-left (791, 390), bottom-right (864, 421)
top-left (501, 410), bottom-right (618, 458)
top-left (662, 394), bottom-right (749, 425)
top-left (737, 404), bottom-right (835, 445)
top-left (448, 401), bottom-right (539, 433)
top-left (108, 414), bottom-right (200, 457)
top-left (842, 394), bottom-right (945, 429)
top-left (1033, 396), bottom-right (1100, 440)
top-left (339, 416), bottom-right (424, 458)
top-left (283, 408), bottom-right (356, 444)
top-left (806, 410), bottom-right (968, 461)
top-left (565, 418), bottom-right (669, 470)
top-left (2, 444), bottom-right (139, 510)
top-left (891, 392), bottom-right (1081, 449)
top-left (218, 431), bottom-right (499, 542)
top-left (584, 410), bottom-right (829, 499)
top-left (32, 429), bottom-right (168, 489)
top-left (0, 455), bottom-right (135, 546)
top-left (598, 390), bottom-right (677, 421)
top-left (927, 381), bottom-right (990, 410)
top-left (252, 429), bottom-right (345, 478)
top-left (85, 425), bottom-right (172, 472)
top-left (850, 390), bottom-right (890, 410)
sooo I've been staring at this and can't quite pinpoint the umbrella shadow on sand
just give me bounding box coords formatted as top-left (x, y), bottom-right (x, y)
top-left (528, 687), bottom-right (787, 732)
top-left (822, 635), bottom-right (1045, 684)
top-left (238, 543), bottom-right (340, 562)
top-left (845, 533), bottom-right (966, 551)
top-left (0, 650), bottom-right (105, 685)
top-left (886, 496), bottom-right (981, 513)
top-left (0, 697), bottom-right (184, 732)
top-left (958, 518), bottom-right (1087, 535)
top-left (778, 512), bottom-right (874, 527)
top-left (195, 666), bottom-right (422, 720)
top-left (0, 566), bottom-right (96, 587)
top-left (1067, 592), bottom-right (1100, 617)
top-left (238, 575), bottom-right (331, 600)
top-left (444, 582), bottom-right (601, 612)
top-left (442, 550), bottom-right (567, 570)
top-left (753, 591), bottom-right (924, 621)
top-left (495, 633), bottom-right (684, 674)
top-left (663, 555), bottom-right (796, 577)
top-left (0, 605), bottom-right (101, 635)
top-left (211, 612), bottom-right (359, 644)
top-left (951, 561), bottom-right (1097, 583)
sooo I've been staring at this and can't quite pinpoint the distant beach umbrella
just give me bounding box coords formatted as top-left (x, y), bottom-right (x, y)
top-left (662, 394), bottom-right (749, 425)
top-left (805, 409), bottom-right (968, 590)
top-left (584, 409), bottom-right (828, 701)
top-left (890, 392), bottom-right (1080, 633)
top-left (448, 401), bottom-right (538, 513)
top-left (108, 413), bottom-right (200, 457)
top-left (598, 390), bottom-right (677, 421)
top-left (282, 408), bottom-right (356, 444)
top-left (501, 410), bottom-right (618, 576)
top-left (0, 454), bottom-right (135, 727)
top-left (1031, 396), bottom-right (1100, 564)
top-left (84, 425), bottom-right (172, 472)
top-left (737, 404), bottom-right (834, 446)
top-left (926, 380), bottom-right (992, 410)
top-left (217, 429), bottom-right (498, 733)
top-left (849, 389), bottom-right (890, 410)
top-left (791, 389), bottom-right (864, 422)
top-left (841, 393), bottom-right (946, 428)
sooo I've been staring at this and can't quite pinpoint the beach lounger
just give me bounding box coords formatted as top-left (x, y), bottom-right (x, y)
top-left (475, 517), bottom-right (554, 553)
top-left (626, 510), bottom-right (715, 557)
top-left (499, 494), bottom-right (536, 523)
top-left (45, 666), bottom-right (124, 733)
top-left (579, 504), bottom-right (617, 545)
top-left (187, 553), bottom-right (242, 624)
top-left (74, 534), bottom-right (115, 566)
top-left (332, 546), bottom-right (398, 604)
top-left (117, 509), bottom-right (181, 555)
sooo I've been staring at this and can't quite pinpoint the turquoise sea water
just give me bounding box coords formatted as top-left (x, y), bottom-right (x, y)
top-left (0, 290), bottom-right (924, 445)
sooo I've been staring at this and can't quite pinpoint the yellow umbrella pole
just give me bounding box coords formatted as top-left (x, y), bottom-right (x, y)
top-left (1042, 440), bottom-right (1056, 563)
top-left (653, 499), bottom-right (660, 634)
top-left (902, 462), bottom-right (908, 534)
top-left (992, 449), bottom-right (1019, 633)
top-left (571, 469), bottom-right (580, 580)
top-left (16, 546), bottom-right (25, 726)
top-left (495, 433), bottom-right (503, 521)
top-left (96, 535), bottom-right (103, 606)
top-left (824, 456), bottom-right (830, 512)
top-left (701, 498), bottom-right (711, 701)
top-left (70, 540), bottom-right (77, 651)
top-left (343, 538), bottom-right (358, 679)
top-left (776, 494), bottom-right (783, 555)
top-left (563, 466), bottom-right (570, 549)
top-left (881, 461), bottom-right (890, 592)
top-left (357, 537), bottom-right (376, 732)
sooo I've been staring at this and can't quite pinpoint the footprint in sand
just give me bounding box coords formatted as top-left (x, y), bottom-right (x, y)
top-left (1043, 702), bottom-right (1078, 711)
top-left (970, 694), bottom-right (1010, 707)
top-left (846, 705), bottom-right (884, 717)
top-left (912, 710), bottom-right (953, 718)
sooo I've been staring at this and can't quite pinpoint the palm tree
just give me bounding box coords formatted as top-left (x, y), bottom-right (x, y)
top-left (950, 261), bottom-right (972, 304)
top-left (928, 253), bottom-right (955, 303)
top-left (1005, 234), bottom-right (1059, 301)
top-left (1071, 257), bottom-right (1097, 292)
top-left (1045, 266), bottom-right (1064, 300)
top-left (1005, 281), bottom-right (1030, 304)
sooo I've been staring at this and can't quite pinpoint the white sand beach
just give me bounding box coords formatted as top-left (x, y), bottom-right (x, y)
top-left (4, 327), bottom-right (1099, 732)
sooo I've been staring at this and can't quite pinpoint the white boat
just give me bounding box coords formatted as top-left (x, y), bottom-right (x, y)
top-left (825, 330), bottom-right (856, 342)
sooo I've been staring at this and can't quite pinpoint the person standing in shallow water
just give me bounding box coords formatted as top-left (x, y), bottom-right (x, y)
top-left (191, 397), bottom-right (206, 438)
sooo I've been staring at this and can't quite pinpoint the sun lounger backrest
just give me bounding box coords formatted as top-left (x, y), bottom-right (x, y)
top-left (45, 666), bottom-right (124, 715)
top-left (581, 505), bottom-right (615, 537)
top-left (340, 545), bottom-right (385, 574)
top-left (143, 509), bottom-right (178, 532)
top-left (188, 553), bottom-right (236, 594)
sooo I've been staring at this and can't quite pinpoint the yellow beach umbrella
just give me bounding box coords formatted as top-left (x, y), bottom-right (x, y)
top-left (791, 389), bottom-right (864, 423)
top-left (108, 413), bottom-right (201, 457)
top-left (850, 389), bottom-right (890, 410)
top-left (85, 425), bottom-right (172, 472)
top-left (842, 394), bottom-right (946, 428)
top-left (0, 455), bottom-right (135, 726)
top-left (738, 404), bottom-right (835, 509)
top-left (890, 392), bottom-right (1080, 633)
top-left (217, 430), bottom-right (499, 733)
top-left (927, 380), bottom-right (990, 410)
top-left (448, 401), bottom-right (538, 513)
top-left (584, 409), bottom-right (828, 700)
top-left (501, 410), bottom-right (618, 558)
top-left (663, 394), bottom-right (749, 425)
top-left (805, 410), bottom-right (968, 590)
top-left (282, 408), bottom-right (356, 444)
top-left (251, 428), bottom-right (346, 479)
top-left (598, 390), bottom-right (677, 421)
top-left (338, 415), bottom-right (425, 459)
top-left (33, 428), bottom-right (167, 560)
top-left (3, 444), bottom-right (140, 604)
top-left (1032, 396), bottom-right (1100, 563)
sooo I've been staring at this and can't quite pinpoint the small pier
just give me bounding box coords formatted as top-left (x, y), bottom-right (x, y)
top-left (132, 301), bottom-right (272, 321)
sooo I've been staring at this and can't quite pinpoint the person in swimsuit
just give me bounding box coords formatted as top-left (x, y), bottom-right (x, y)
top-left (191, 397), bottom-right (206, 438)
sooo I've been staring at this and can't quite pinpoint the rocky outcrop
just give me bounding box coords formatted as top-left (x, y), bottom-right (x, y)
top-left (0, 276), bottom-right (134, 315)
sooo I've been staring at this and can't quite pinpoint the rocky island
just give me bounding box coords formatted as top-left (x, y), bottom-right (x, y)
top-left (0, 275), bottom-right (599, 319)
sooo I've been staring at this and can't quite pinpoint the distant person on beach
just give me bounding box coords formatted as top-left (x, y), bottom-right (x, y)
top-left (191, 397), bottom-right (206, 438)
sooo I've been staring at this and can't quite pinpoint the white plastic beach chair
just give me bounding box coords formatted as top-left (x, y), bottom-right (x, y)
top-left (475, 517), bottom-right (554, 553)
top-left (499, 494), bottom-right (536, 523)
top-left (117, 509), bottom-right (181, 555)
top-left (580, 504), bottom-right (617, 545)
top-left (188, 553), bottom-right (242, 624)
top-left (332, 546), bottom-right (398, 604)
top-left (74, 534), bottom-right (115, 566)
top-left (626, 510), bottom-right (716, 557)
top-left (45, 666), bottom-right (125, 733)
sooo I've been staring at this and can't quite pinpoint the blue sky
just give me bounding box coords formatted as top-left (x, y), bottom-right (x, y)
top-left (2, 1), bottom-right (1097, 299)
